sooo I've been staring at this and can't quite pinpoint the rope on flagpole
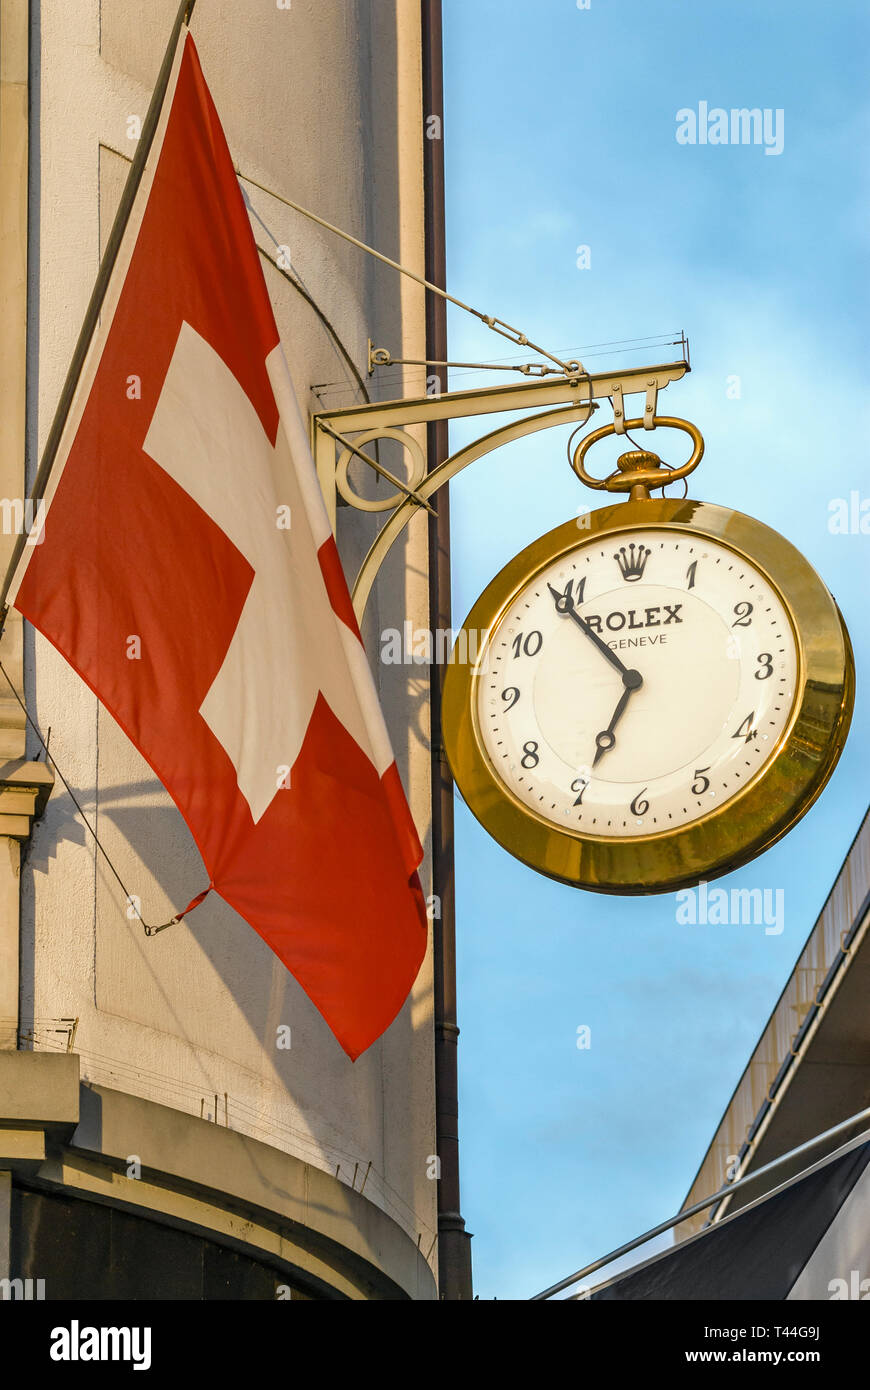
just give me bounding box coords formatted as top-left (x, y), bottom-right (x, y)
top-left (0, 660), bottom-right (202, 937)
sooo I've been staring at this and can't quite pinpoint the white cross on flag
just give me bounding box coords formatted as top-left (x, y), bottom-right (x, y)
top-left (8, 31), bottom-right (428, 1060)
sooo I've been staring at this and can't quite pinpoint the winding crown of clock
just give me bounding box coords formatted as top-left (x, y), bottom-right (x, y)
top-left (572, 417), bottom-right (705, 502)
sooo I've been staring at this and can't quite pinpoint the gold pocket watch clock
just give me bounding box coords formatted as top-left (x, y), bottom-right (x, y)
top-left (442, 417), bottom-right (854, 893)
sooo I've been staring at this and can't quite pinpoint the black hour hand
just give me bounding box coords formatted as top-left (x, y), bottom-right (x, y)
top-left (592, 668), bottom-right (643, 767)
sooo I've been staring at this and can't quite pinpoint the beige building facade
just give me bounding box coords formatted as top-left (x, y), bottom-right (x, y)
top-left (0, 0), bottom-right (446, 1300)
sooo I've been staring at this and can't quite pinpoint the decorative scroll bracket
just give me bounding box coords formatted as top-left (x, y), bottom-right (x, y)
top-left (312, 358), bottom-right (690, 622)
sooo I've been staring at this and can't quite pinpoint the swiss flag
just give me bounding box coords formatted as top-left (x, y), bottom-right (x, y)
top-left (9, 30), bottom-right (428, 1060)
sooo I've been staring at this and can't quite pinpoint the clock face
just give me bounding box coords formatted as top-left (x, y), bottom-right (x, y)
top-left (475, 527), bottom-right (800, 839)
top-left (445, 498), bottom-right (852, 892)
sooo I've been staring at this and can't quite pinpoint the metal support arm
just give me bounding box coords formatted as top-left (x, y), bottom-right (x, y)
top-left (312, 359), bottom-right (689, 621)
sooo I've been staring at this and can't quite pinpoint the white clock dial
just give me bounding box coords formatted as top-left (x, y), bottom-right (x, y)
top-left (476, 528), bottom-right (800, 839)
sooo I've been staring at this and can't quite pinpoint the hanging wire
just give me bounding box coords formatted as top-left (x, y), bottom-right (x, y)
top-left (0, 660), bottom-right (186, 936)
top-left (606, 397), bottom-right (689, 498)
top-left (316, 338), bottom-right (683, 393)
top-left (311, 333), bottom-right (687, 399)
top-left (257, 245), bottom-right (371, 404)
top-left (236, 168), bottom-right (581, 375)
top-left (242, 183), bottom-right (370, 407)
top-left (658, 458), bottom-right (689, 499)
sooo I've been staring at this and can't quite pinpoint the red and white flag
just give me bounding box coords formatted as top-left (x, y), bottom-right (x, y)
top-left (9, 31), bottom-right (428, 1060)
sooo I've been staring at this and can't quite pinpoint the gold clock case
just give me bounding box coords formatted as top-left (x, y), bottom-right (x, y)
top-left (442, 497), bottom-right (854, 894)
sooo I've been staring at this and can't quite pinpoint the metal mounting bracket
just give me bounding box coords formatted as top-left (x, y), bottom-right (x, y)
top-left (312, 358), bottom-right (690, 622)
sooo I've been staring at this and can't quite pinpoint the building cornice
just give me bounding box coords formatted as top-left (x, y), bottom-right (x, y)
top-left (0, 1052), bottom-right (437, 1300)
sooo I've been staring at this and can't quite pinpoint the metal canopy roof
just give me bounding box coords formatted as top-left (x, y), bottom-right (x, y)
top-left (587, 1130), bottom-right (870, 1301)
top-left (679, 806), bottom-right (870, 1237)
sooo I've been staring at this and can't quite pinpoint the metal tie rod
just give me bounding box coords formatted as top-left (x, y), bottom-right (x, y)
top-left (530, 1103), bottom-right (870, 1300)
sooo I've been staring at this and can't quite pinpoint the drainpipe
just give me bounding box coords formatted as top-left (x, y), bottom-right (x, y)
top-left (421, 0), bottom-right (473, 1300)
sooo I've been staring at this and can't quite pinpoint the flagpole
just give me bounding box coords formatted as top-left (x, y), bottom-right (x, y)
top-left (0, 0), bottom-right (197, 619)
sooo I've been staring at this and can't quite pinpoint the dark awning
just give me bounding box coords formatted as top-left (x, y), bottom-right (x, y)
top-left (589, 1135), bottom-right (870, 1301)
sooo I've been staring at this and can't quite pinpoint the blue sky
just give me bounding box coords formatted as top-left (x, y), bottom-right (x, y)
top-left (442, 0), bottom-right (870, 1299)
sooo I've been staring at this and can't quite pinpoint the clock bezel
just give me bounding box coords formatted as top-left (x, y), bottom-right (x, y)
top-left (442, 497), bottom-right (854, 894)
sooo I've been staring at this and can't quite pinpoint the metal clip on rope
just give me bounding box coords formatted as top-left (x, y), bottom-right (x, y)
top-left (144, 916), bottom-right (181, 938)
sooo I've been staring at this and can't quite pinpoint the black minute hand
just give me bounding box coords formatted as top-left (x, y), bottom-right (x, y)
top-left (547, 583), bottom-right (632, 678)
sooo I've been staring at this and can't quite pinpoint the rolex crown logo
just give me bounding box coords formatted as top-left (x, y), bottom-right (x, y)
top-left (614, 543), bottom-right (651, 582)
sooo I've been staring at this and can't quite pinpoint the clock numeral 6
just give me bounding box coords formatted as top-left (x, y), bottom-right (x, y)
top-left (732, 601), bottom-right (754, 627)
top-left (692, 767), bottom-right (711, 795)
top-left (521, 741), bottom-right (539, 769)
top-left (630, 788), bottom-right (649, 817)
top-left (511, 630), bottom-right (543, 659)
top-left (754, 653), bottom-right (773, 680)
top-left (501, 686), bottom-right (520, 710)
top-left (570, 776), bottom-right (589, 806)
